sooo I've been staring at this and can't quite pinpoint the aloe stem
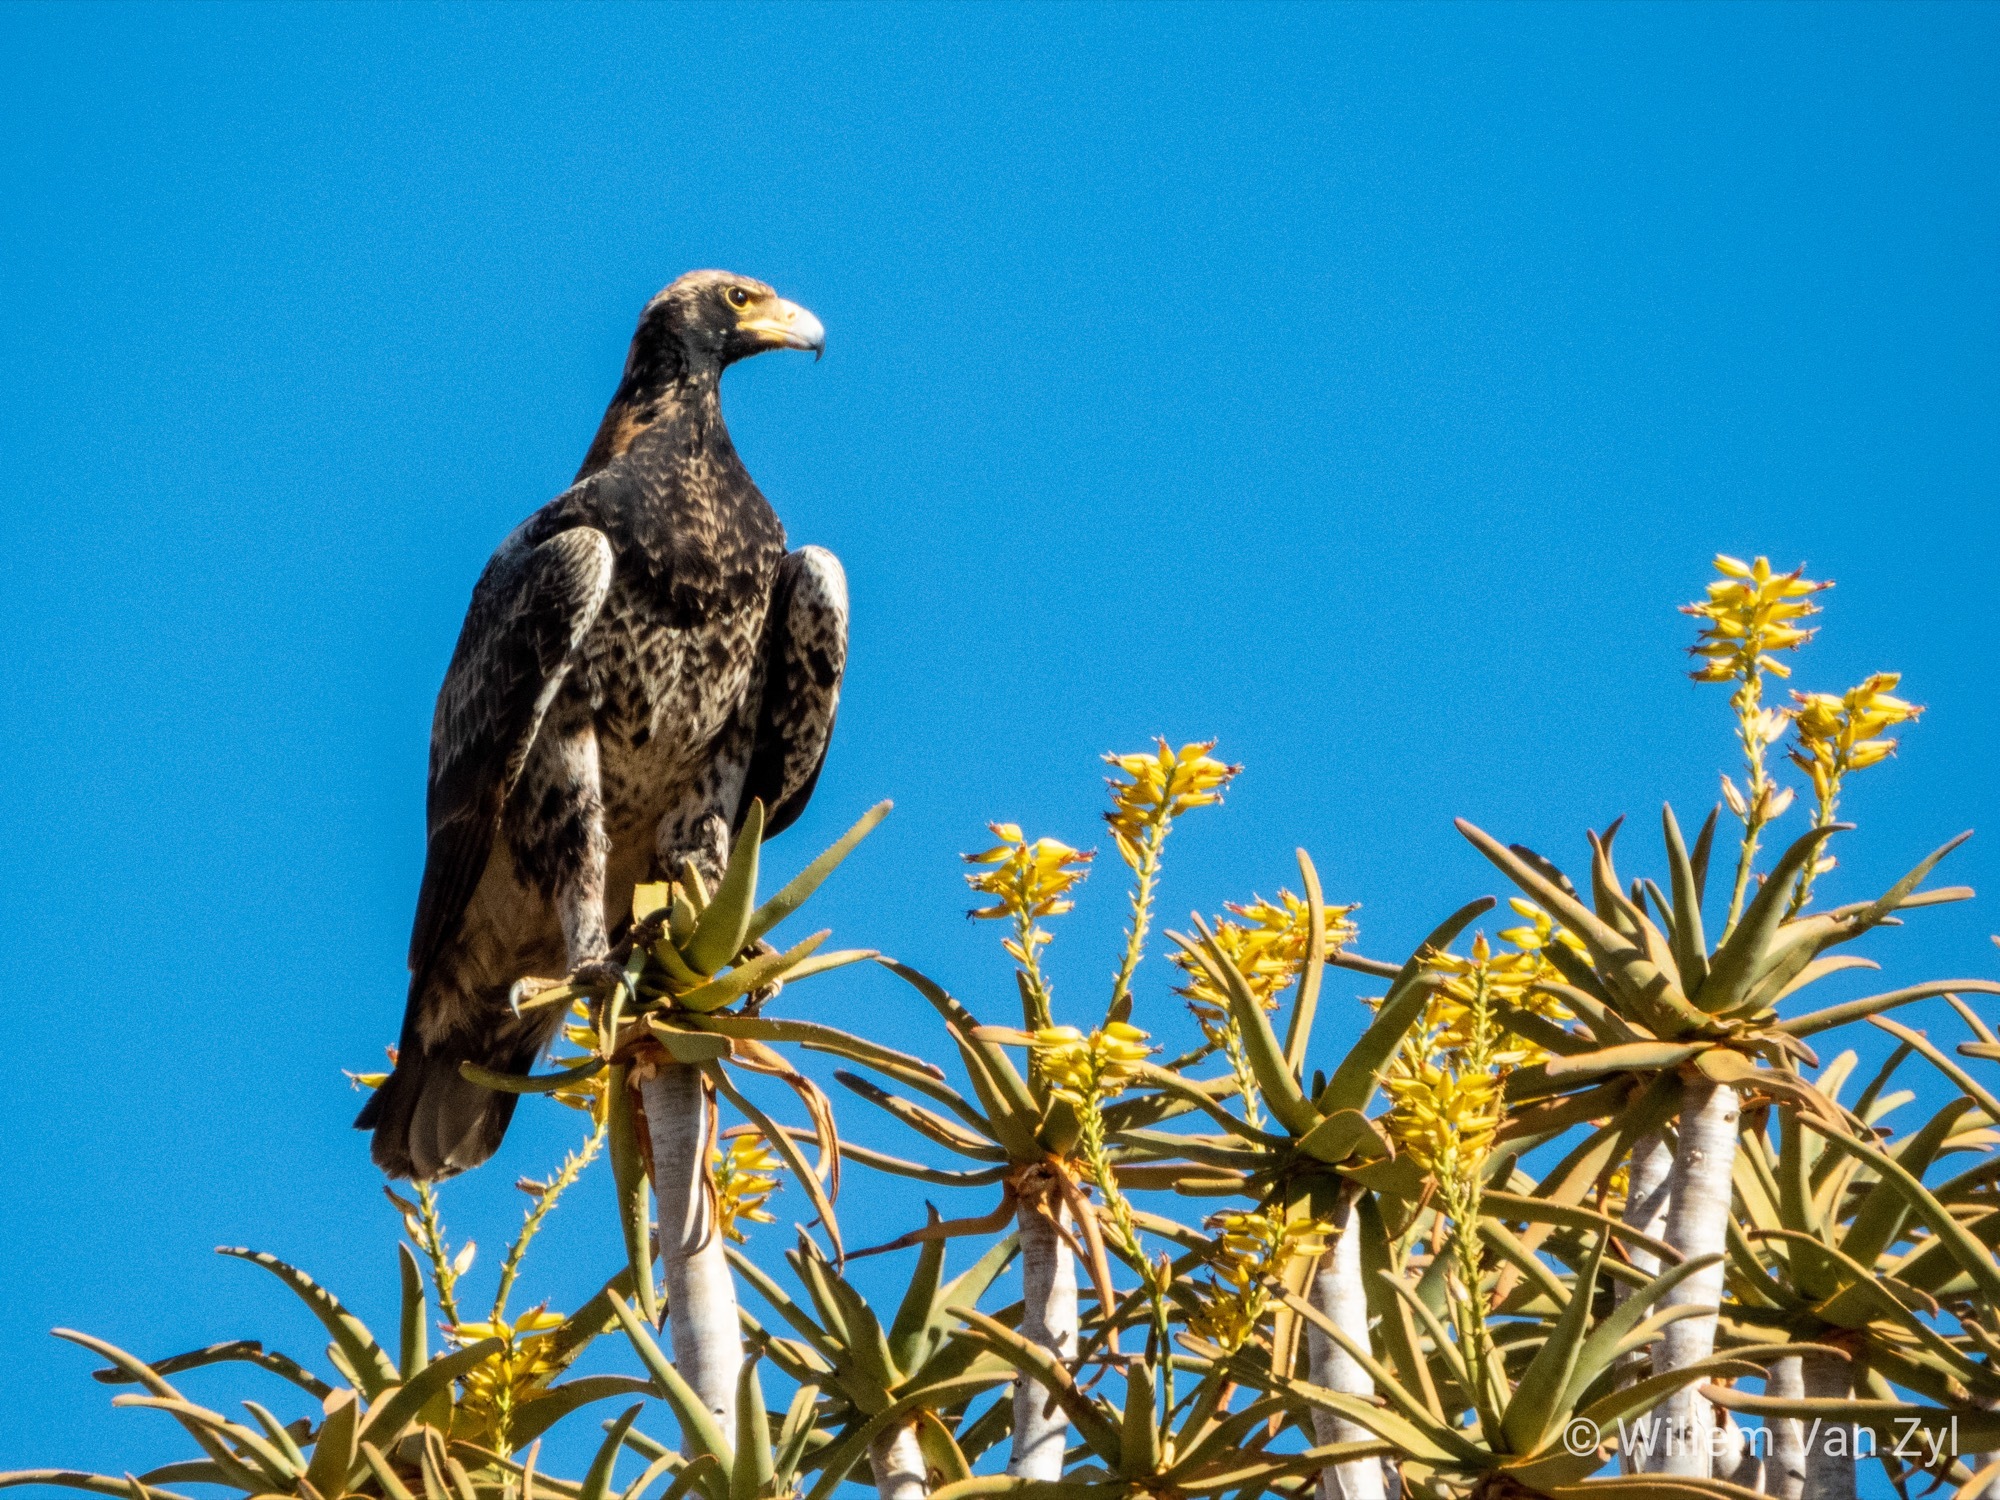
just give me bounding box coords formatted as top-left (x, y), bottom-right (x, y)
top-left (1008, 1199), bottom-right (1077, 1479)
top-left (1765, 1355), bottom-right (1806, 1499)
top-left (867, 1418), bottom-right (929, 1500)
top-left (641, 1061), bottom-right (743, 1448)
top-left (1306, 1184), bottom-right (1387, 1500)
top-left (1801, 1353), bottom-right (1857, 1500)
top-left (1645, 1079), bottom-right (1741, 1476)
top-left (1618, 1132), bottom-right (1674, 1472)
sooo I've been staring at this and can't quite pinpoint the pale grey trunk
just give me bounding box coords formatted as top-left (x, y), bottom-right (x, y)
top-left (1766, 1355), bottom-right (1807, 1499)
top-left (1307, 1188), bottom-right (1387, 1500)
top-left (642, 1062), bottom-right (743, 1448)
top-left (1801, 1353), bottom-right (1857, 1500)
top-left (1008, 1200), bottom-right (1077, 1479)
top-left (1717, 1414), bottom-right (1761, 1492)
top-left (1618, 1132), bottom-right (1673, 1474)
top-left (1644, 1080), bottom-right (1740, 1477)
top-left (867, 1418), bottom-right (929, 1500)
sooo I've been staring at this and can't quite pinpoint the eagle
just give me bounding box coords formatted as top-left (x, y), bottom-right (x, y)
top-left (358, 271), bottom-right (846, 1181)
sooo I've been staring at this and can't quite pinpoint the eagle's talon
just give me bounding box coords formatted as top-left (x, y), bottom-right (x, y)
top-left (570, 958), bottom-right (628, 993)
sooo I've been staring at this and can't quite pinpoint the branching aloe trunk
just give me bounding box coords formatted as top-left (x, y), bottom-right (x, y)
top-left (1765, 1356), bottom-right (1807, 1499)
top-left (1306, 1187), bottom-right (1386, 1500)
top-left (1801, 1353), bottom-right (1857, 1500)
top-left (868, 1419), bottom-right (929, 1500)
top-left (1646, 1079), bottom-right (1741, 1477)
top-left (1618, 1132), bottom-right (1672, 1475)
top-left (1009, 1201), bottom-right (1078, 1479)
top-left (642, 1061), bottom-right (743, 1447)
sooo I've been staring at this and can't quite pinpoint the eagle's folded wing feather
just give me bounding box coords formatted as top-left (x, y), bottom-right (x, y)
top-left (743, 544), bottom-right (848, 837)
top-left (407, 526), bottom-right (615, 990)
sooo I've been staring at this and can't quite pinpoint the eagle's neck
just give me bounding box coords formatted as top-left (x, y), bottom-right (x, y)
top-left (573, 366), bottom-right (723, 485)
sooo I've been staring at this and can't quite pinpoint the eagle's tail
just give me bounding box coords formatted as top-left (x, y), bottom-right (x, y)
top-left (355, 1010), bottom-right (554, 1182)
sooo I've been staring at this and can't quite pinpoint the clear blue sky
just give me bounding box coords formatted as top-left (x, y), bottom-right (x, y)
top-left (2, 5), bottom-right (1994, 1494)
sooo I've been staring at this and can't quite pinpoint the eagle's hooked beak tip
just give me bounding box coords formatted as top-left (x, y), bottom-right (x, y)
top-left (747, 298), bottom-right (825, 359)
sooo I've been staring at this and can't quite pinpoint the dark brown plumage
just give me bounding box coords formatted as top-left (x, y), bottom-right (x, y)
top-left (357, 271), bottom-right (846, 1181)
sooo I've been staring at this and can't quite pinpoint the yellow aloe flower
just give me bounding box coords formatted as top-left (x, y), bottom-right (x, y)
top-left (1032, 1021), bottom-right (1156, 1107)
top-left (449, 1306), bottom-right (568, 1446)
top-left (1788, 672), bottom-right (1922, 808)
top-left (1172, 890), bottom-right (1360, 1024)
top-left (1188, 1206), bottom-right (1329, 1353)
top-left (1102, 739), bottom-right (1241, 870)
top-left (712, 1134), bottom-right (784, 1243)
top-left (1682, 555), bottom-right (1831, 934)
top-left (1784, 672), bottom-right (1923, 915)
top-left (1680, 554), bottom-right (1831, 685)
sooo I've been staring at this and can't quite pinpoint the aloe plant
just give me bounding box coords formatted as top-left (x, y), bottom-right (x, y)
top-left (1457, 807), bottom-right (1998, 1477)
top-left (1, 1238), bottom-right (650, 1500)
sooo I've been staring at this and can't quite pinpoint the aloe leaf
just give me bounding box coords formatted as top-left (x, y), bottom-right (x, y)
top-left (886, 1209), bottom-right (949, 1373)
top-left (580, 1405), bottom-right (644, 1500)
top-left (1842, 830), bottom-right (1975, 939)
top-left (672, 931), bottom-right (828, 1015)
top-left (948, 1306), bottom-right (1124, 1467)
top-left (833, 1072), bottom-right (1004, 1160)
top-left (51, 1330), bottom-right (262, 1489)
top-left (1318, 897), bottom-right (1496, 1114)
top-left (685, 800), bottom-right (763, 974)
top-left (697, 1018), bottom-right (943, 1090)
top-left (1872, 1016), bottom-right (2000, 1121)
top-left (1798, 1111), bottom-right (2000, 1304)
top-left (1117, 1360), bottom-right (1159, 1478)
top-left (1661, 804), bottom-right (1710, 995)
top-left (397, 1243), bottom-right (428, 1379)
top-left (88, 1340), bottom-right (333, 1400)
top-left (1276, 1290), bottom-right (1481, 1459)
top-left (1542, 1040), bottom-right (1703, 1082)
top-left (1780, 980), bottom-right (2000, 1037)
top-left (240, 1401), bottom-right (307, 1473)
top-left (512, 1377), bottom-right (659, 1449)
top-left (801, 1376), bottom-right (1015, 1500)
top-left (1130, 1066), bottom-right (1280, 1145)
top-left (1282, 849), bottom-right (1328, 1074)
top-left (729, 1360), bottom-right (773, 1500)
top-left (305, 1388), bottom-right (361, 1497)
top-left (878, 960), bottom-right (1041, 1155)
top-left (355, 1336), bottom-right (504, 1450)
top-left (1503, 1234), bottom-right (1606, 1454)
top-left (1457, 823), bottom-right (1699, 1036)
top-left (1562, 1254), bottom-right (1722, 1415)
top-left (0, 1476), bottom-right (195, 1500)
top-left (1839, 1087), bottom-right (1977, 1273)
top-left (1481, 1191), bottom-right (1679, 1267)
top-left (744, 800), bottom-right (890, 947)
top-left (605, 1067), bottom-right (659, 1325)
top-left (215, 1248), bottom-right (401, 1397)
top-left (1178, 922), bottom-right (1316, 1135)
top-left (610, 1295), bottom-right (736, 1469)
top-left (773, 1383), bottom-right (822, 1490)
top-left (1699, 823), bottom-right (1845, 1012)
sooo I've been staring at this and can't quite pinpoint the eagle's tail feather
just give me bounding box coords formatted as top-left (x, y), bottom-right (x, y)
top-left (357, 1019), bottom-right (548, 1182)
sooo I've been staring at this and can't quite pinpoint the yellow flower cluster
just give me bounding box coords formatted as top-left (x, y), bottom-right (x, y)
top-left (1188, 1206), bottom-right (1329, 1353)
top-left (963, 824), bottom-right (1093, 964)
top-left (1381, 1049), bottom-right (1508, 1182)
top-left (1381, 932), bottom-right (1541, 1183)
top-left (712, 1134), bottom-right (784, 1243)
top-left (548, 1001), bottom-right (610, 1117)
top-left (1789, 672), bottom-right (1922, 808)
top-left (1423, 919), bottom-right (1573, 1056)
top-left (1172, 890), bottom-right (1360, 1026)
top-left (1680, 554), bottom-right (1831, 685)
top-left (448, 1307), bottom-right (566, 1444)
top-left (1032, 1022), bottom-right (1155, 1107)
top-left (1102, 740), bottom-right (1240, 868)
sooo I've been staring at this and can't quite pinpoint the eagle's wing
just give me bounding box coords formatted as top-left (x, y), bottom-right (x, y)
top-left (408, 526), bottom-right (614, 989)
top-left (742, 545), bottom-right (848, 837)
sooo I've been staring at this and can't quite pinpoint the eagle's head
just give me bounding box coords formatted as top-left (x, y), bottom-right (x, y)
top-left (636, 270), bottom-right (825, 375)
top-left (575, 271), bottom-right (825, 479)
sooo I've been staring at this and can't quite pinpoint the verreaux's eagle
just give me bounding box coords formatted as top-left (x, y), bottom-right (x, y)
top-left (358, 271), bottom-right (846, 1181)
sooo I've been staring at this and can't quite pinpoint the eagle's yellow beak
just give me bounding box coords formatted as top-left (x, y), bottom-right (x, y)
top-left (740, 298), bottom-right (826, 359)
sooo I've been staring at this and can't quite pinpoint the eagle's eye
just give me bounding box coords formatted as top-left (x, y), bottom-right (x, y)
top-left (725, 286), bottom-right (751, 310)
